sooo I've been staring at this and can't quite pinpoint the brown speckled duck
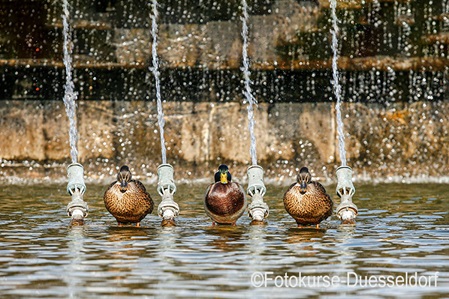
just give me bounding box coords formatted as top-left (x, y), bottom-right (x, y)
top-left (283, 167), bottom-right (333, 228)
top-left (104, 165), bottom-right (154, 227)
top-left (204, 164), bottom-right (247, 225)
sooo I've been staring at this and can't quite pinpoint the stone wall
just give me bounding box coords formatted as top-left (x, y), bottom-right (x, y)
top-left (1, 99), bottom-right (447, 183)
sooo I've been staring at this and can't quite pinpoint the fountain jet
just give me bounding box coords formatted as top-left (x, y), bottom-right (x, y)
top-left (241, 0), bottom-right (269, 224)
top-left (150, 0), bottom-right (180, 226)
top-left (247, 165), bottom-right (269, 223)
top-left (157, 164), bottom-right (179, 225)
top-left (66, 163), bottom-right (88, 224)
top-left (329, 0), bottom-right (358, 224)
top-left (335, 166), bottom-right (358, 224)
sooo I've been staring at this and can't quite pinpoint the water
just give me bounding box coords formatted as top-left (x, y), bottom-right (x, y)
top-left (241, 0), bottom-right (258, 166)
top-left (62, 0), bottom-right (79, 164)
top-left (150, 0), bottom-right (167, 165)
top-left (329, 0), bottom-right (347, 167)
top-left (1, 183), bottom-right (448, 298)
top-left (395, 1), bottom-right (412, 57)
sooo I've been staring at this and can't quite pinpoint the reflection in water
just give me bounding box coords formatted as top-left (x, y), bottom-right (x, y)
top-left (285, 227), bottom-right (326, 244)
top-left (333, 225), bottom-right (358, 280)
top-left (245, 224), bottom-right (267, 282)
top-left (0, 183), bottom-right (448, 298)
top-left (205, 226), bottom-right (245, 252)
top-left (105, 226), bottom-right (151, 243)
top-left (156, 226), bottom-right (179, 267)
top-left (247, 225), bottom-right (266, 256)
top-left (65, 226), bottom-right (86, 298)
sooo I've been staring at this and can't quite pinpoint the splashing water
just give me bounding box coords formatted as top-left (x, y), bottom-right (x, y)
top-left (329, 0), bottom-right (347, 166)
top-left (241, 0), bottom-right (258, 166)
top-left (150, 0), bottom-right (167, 164)
top-left (62, 0), bottom-right (78, 164)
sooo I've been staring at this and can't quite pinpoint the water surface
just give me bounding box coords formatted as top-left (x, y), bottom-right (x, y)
top-left (0, 183), bottom-right (448, 298)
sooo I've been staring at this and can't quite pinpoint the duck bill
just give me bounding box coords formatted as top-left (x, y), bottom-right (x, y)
top-left (120, 180), bottom-right (128, 192)
top-left (300, 182), bottom-right (307, 193)
top-left (220, 173), bottom-right (228, 184)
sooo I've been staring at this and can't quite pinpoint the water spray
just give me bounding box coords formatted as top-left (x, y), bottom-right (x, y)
top-left (241, 0), bottom-right (269, 223)
top-left (329, 0), bottom-right (358, 224)
top-left (150, 0), bottom-right (180, 225)
top-left (62, 0), bottom-right (78, 165)
top-left (66, 163), bottom-right (88, 224)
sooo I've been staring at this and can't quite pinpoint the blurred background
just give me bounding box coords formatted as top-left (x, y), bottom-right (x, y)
top-left (0, 0), bottom-right (448, 183)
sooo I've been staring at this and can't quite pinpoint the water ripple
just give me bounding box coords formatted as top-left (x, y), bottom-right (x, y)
top-left (0, 183), bottom-right (448, 298)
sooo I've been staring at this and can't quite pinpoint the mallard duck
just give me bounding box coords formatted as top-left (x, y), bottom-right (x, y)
top-left (204, 164), bottom-right (247, 225)
top-left (104, 165), bottom-right (154, 227)
top-left (283, 167), bottom-right (333, 228)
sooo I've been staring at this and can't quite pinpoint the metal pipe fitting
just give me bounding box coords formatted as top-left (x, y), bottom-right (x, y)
top-left (156, 164), bottom-right (180, 221)
top-left (335, 166), bottom-right (358, 224)
top-left (247, 165), bottom-right (269, 222)
top-left (66, 163), bottom-right (88, 224)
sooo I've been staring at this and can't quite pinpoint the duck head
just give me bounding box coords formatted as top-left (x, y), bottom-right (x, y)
top-left (117, 165), bottom-right (132, 192)
top-left (297, 167), bottom-right (312, 194)
top-left (214, 164), bottom-right (232, 184)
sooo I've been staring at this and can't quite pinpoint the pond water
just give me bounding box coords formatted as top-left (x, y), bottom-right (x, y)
top-left (0, 182), bottom-right (448, 298)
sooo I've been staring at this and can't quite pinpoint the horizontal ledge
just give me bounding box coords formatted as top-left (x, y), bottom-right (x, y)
top-left (267, 57), bottom-right (449, 72)
top-left (318, 0), bottom-right (410, 10)
top-left (46, 21), bottom-right (112, 30)
top-left (422, 33), bottom-right (449, 45)
top-left (0, 56), bottom-right (448, 72)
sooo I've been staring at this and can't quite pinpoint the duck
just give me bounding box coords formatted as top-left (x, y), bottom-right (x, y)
top-left (283, 167), bottom-right (333, 228)
top-left (204, 164), bottom-right (247, 225)
top-left (103, 165), bottom-right (154, 227)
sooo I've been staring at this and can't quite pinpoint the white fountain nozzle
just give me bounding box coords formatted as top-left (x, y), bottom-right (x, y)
top-left (336, 166), bottom-right (355, 197)
top-left (156, 164), bottom-right (180, 222)
top-left (162, 208), bottom-right (175, 220)
top-left (71, 209), bottom-right (84, 220)
top-left (66, 188), bottom-right (89, 222)
top-left (247, 165), bottom-right (266, 196)
top-left (338, 205), bottom-right (358, 222)
top-left (247, 165), bottom-right (269, 222)
top-left (67, 163), bottom-right (86, 195)
top-left (249, 206), bottom-right (266, 221)
top-left (335, 166), bottom-right (358, 224)
top-left (66, 163), bottom-right (88, 223)
top-left (157, 190), bottom-right (180, 220)
top-left (157, 164), bottom-right (177, 196)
